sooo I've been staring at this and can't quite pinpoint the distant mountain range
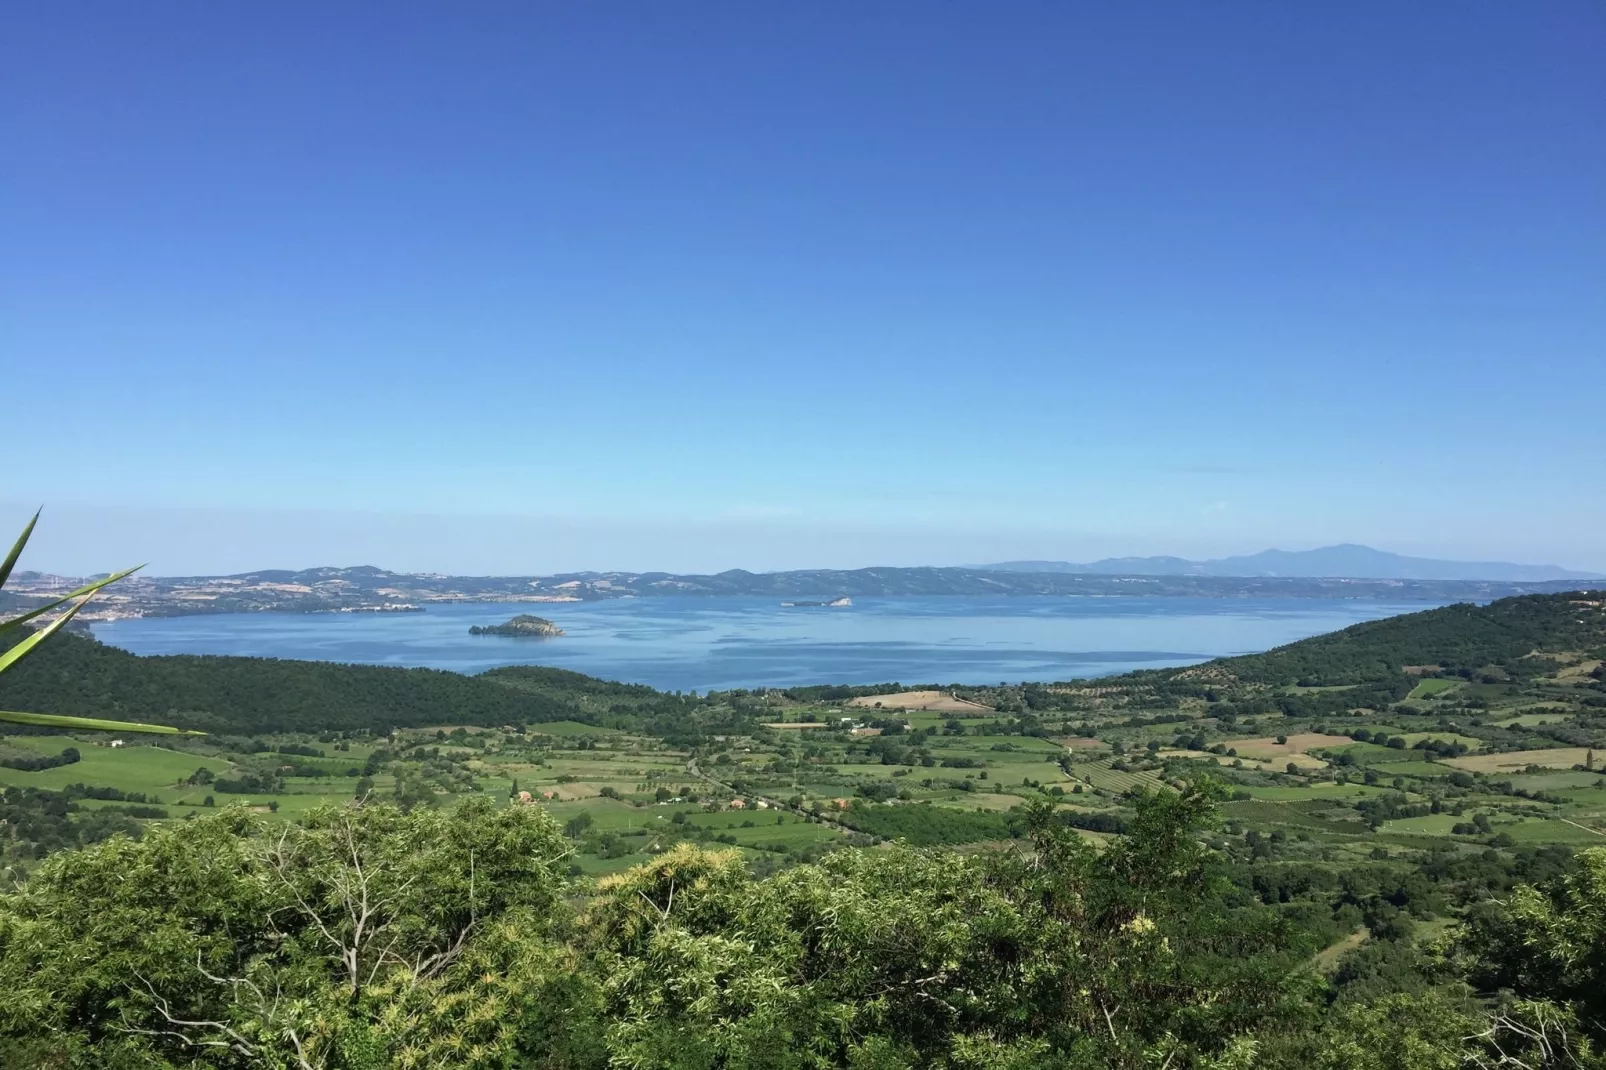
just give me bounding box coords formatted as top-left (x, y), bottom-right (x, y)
top-left (977, 544), bottom-right (1602, 582)
top-left (5, 556), bottom-right (1601, 622)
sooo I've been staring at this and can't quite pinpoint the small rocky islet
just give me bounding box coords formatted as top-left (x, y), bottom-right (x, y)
top-left (468, 614), bottom-right (564, 637)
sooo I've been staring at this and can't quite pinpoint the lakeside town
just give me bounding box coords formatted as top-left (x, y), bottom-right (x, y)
top-left (1, 562), bottom-right (1589, 623)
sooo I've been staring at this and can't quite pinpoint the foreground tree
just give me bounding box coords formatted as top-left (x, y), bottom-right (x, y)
top-left (1456, 845), bottom-right (1606, 1068)
top-left (582, 782), bottom-right (1309, 1069)
top-left (0, 798), bottom-right (594, 1068)
top-left (3, 784), bottom-right (1604, 1068)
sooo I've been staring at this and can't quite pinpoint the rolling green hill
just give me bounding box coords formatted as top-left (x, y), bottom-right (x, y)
top-left (1206, 591), bottom-right (1606, 687)
top-left (0, 630), bottom-right (583, 734)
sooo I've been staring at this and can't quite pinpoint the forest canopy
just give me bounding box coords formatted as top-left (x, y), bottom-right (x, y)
top-left (0, 786), bottom-right (1602, 1069)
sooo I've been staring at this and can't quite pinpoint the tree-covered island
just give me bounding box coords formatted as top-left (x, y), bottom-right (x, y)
top-left (468, 614), bottom-right (564, 637)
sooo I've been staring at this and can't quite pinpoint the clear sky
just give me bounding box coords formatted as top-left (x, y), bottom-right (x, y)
top-left (4, 3), bottom-right (1603, 576)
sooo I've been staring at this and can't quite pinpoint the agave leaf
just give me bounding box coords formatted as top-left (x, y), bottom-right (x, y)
top-left (0, 592), bottom-right (102, 675)
top-left (0, 564), bottom-right (144, 637)
top-left (0, 508), bottom-right (41, 590)
top-left (0, 515), bottom-right (175, 729)
top-left (0, 709), bottom-right (197, 735)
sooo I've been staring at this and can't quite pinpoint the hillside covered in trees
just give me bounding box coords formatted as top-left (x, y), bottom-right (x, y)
top-left (1208, 591), bottom-right (1606, 686)
top-left (1, 786), bottom-right (1602, 1068)
top-left (0, 631), bottom-right (705, 735)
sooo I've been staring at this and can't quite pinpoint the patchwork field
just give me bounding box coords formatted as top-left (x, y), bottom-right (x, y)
top-left (1396, 732), bottom-right (1482, 750)
top-left (1228, 734), bottom-right (1347, 768)
top-left (1502, 819), bottom-right (1606, 844)
top-left (847, 690), bottom-right (994, 713)
top-left (1156, 749), bottom-right (1280, 772)
top-left (1445, 748), bottom-right (1597, 774)
top-left (5, 588), bottom-right (1605, 884)
top-left (1370, 760), bottom-right (1452, 778)
top-left (1493, 712), bottom-right (1574, 728)
top-left (10, 695), bottom-right (1605, 870)
top-left (1406, 678), bottom-right (1463, 700)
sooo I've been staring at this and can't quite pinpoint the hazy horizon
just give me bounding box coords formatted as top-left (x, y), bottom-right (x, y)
top-left (5, 501), bottom-right (1602, 578)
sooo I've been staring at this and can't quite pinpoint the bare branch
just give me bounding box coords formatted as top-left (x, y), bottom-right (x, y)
top-left (411, 918), bottom-right (478, 982)
top-left (264, 829), bottom-right (346, 959)
top-left (117, 975), bottom-right (259, 1059)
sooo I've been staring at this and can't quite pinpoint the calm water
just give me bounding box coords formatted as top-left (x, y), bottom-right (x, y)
top-left (91, 596), bottom-right (1436, 693)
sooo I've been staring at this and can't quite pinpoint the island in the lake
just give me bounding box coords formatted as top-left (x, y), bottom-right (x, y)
top-left (780, 597), bottom-right (853, 608)
top-left (468, 614), bottom-right (565, 637)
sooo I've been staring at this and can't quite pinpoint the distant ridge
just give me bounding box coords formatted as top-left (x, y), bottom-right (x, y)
top-left (978, 544), bottom-right (1601, 583)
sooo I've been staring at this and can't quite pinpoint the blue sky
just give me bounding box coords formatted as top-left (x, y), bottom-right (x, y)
top-left (4, 3), bottom-right (1603, 575)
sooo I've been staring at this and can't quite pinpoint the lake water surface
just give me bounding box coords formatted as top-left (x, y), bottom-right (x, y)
top-left (91, 596), bottom-right (1438, 693)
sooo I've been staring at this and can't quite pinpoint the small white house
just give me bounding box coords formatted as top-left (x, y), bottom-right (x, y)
top-left (109, 739), bottom-right (126, 748)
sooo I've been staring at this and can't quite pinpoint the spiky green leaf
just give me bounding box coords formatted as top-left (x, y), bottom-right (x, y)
top-left (0, 593), bottom-right (99, 675)
top-left (0, 508), bottom-right (41, 590)
top-left (0, 564), bottom-right (143, 638)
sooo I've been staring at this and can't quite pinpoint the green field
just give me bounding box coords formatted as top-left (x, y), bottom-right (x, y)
top-left (1079, 762), bottom-right (1166, 793)
top-left (1396, 731), bottom-right (1482, 750)
top-left (1406, 678), bottom-right (1463, 700)
top-left (1369, 760), bottom-right (1452, 778)
top-left (1502, 819), bottom-right (1606, 844)
top-left (1318, 742), bottom-right (1404, 764)
top-left (7, 688), bottom-right (1604, 873)
top-left (1494, 712), bottom-right (1575, 728)
top-left (1240, 782), bottom-right (1387, 801)
top-left (1506, 770), bottom-right (1603, 791)
top-left (0, 740), bottom-right (232, 795)
top-left (1381, 813), bottom-right (1463, 835)
top-left (528, 720), bottom-right (628, 737)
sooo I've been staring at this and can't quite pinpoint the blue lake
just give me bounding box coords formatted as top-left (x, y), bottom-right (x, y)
top-left (91, 596), bottom-right (1439, 693)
